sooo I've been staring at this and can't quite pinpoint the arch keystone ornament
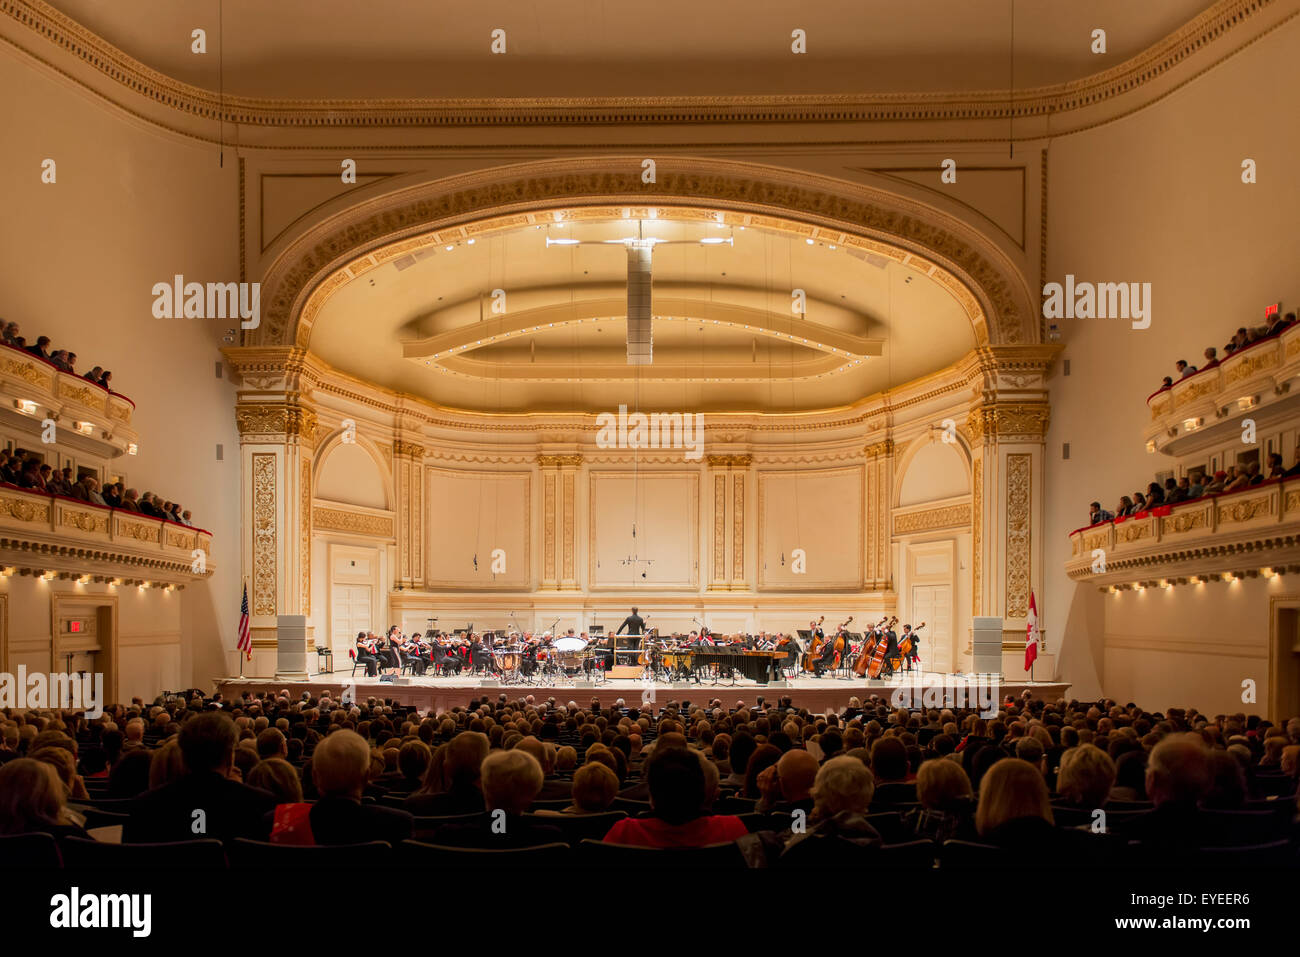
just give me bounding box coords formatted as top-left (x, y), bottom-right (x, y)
top-left (250, 159), bottom-right (1039, 354)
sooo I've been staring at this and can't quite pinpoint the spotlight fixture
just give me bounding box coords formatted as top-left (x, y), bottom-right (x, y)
top-left (41, 570), bottom-right (56, 581)
top-left (15, 399), bottom-right (36, 414)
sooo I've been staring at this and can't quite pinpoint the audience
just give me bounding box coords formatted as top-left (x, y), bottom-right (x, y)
top-left (2, 321), bottom-right (115, 388)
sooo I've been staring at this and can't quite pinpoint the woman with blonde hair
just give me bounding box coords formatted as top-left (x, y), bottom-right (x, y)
top-left (907, 757), bottom-right (977, 842)
top-left (975, 758), bottom-right (1055, 849)
top-left (0, 759), bottom-right (90, 840)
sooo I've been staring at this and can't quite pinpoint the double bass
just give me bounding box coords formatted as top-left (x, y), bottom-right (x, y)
top-left (853, 615), bottom-right (888, 677)
top-left (866, 615), bottom-right (899, 679)
top-left (830, 616), bottom-right (853, 669)
top-left (802, 615), bottom-right (827, 672)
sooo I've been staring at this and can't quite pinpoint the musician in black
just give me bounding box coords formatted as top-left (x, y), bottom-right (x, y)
top-left (429, 632), bottom-right (462, 675)
top-left (881, 625), bottom-right (901, 678)
top-left (902, 624), bottom-right (920, 673)
top-left (354, 631), bottom-right (379, 677)
top-left (814, 632), bottom-right (837, 677)
top-left (616, 607), bottom-right (646, 637)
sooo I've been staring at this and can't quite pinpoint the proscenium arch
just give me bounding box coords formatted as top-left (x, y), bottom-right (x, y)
top-left (252, 157), bottom-right (1038, 351)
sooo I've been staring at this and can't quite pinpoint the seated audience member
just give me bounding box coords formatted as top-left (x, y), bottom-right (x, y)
top-left (1165, 477), bottom-right (1189, 504)
top-left (1174, 359), bottom-right (1196, 379)
top-left (776, 757), bottom-right (883, 862)
top-left (101, 482), bottom-right (121, 508)
top-left (1201, 347), bottom-right (1219, 370)
top-left (32, 746), bottom-right (89, 801)
top-left (1123, 734), bottom-right (1212, 847)
top-left (50, 350), bottom-right (72, 372)
top-left (118, 488), bottom-right (141, 511)
top-left (1055, 745), bottom-right (1116, 809)
top-left (1115, 495), bottom-right (1135, 518)
top-left (124, 712), bottom-right (275, 843)
top-left (1, 321), bottom-right (18, 346)
top-left (437, 750), bottom-right (564, 848)
top-left (256, 728), bottom-right (287, 760)
top-left (515, 736), bottom-right (571, 800)
top-left (17, 459), bottom-right (44, 490)
top-left (602, 746), bottom-right (748, 848)
top-left (138, 492), bottom-right (164, 518)
top-left (107, 749), bottom-right (154, 798)
top-left (245, 758), bottom-right (304, 806)
top-left (1156, 376), bottom-right (1173, 392)
top-left (25, 335), bottom-right (51, 359)
top-left (0, 759), bottom-right (90, 840)
top-left (756, 748), bottom-right (820, 814)
top-left (1187, 473), bottom-right (1205, 498)
top-left (270, 729), bottom-right (412, 845)
top-left (100, 370), bottom-right (112, 390)
top-left (1203, 750), bottom-right (1247, 810)
top-left (1131, 491), bottom-right (1147, 513)
top-left (1088, 501), bottom-right (1113, 525)
top-left (181, 509), bottom-right (195, 527)
top-left (868, 737), bottom-right (916, 806)
top-left (907, 756), bottom-right (977, 842)
top-left (404, 731), bottom-right (488, 815)
top-left (553, 762), bottom-right (619, 814)
top-left (1203, 470), bottom-right (1228, 494)
top-left (1145, 482), bottom-right (1165, 506)
top-left (721, 733), bottom-right (757, 789)
top-left (84, 365), bottom-right (105, 385)
top-left (1109, 750), bottom-right (1148, 803)
top-left (392, 740), bottom-right (431, 793)
top-left (742, 743), bottom-right (781, 799)
top-left (1266, 452), bottom-right (1284, 479)
top-left (975, 758), bottom-right (1056, 849)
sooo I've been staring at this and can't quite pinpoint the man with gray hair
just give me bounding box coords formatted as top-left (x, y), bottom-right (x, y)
top-left (1125, 733), bottom-right (1212, 849)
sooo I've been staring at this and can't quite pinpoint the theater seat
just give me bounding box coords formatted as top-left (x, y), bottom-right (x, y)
top-left (228, 838), bottom-right (392, 868)
top-left (1196, 840), bottom-right (1295, 867)
top-left (880, 839), bottom-right (938, 868)
top-left (411, 812), bottom-right (487, 841)
top-left (779, 837), bottom-right (935, 869)
top-left (940, 840), bottom-right (1010, 868)
top-left (399, 840), bottom-right (570, 867)
top-left (577, 838), bottom-right (747, 869)
top-left (0, 833), bottom-right (62, 868)
top-left (611, 797), bottom-right (651, 815)
top-left (519, 810), bottom-right (626, 844)
top-left (61, 837), bottom-right (227, 869)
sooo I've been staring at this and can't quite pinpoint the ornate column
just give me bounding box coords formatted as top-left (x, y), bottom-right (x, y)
top-left (730, 455), bottom-right (751, 589)
top-left (964, 345), bottom-right (1059, 659)
top-left (706, 455), bottom-right (730, 592)
top-left (706, 454), bottom-right (750, 591)
top-left (863, 438), bottom-right (895, 591)
top-left (392, 438), bottom-right (426, 590)
top-left (235, 392), bottom-right (318, 665)
top-left (535, 455), bottom-right (571, 591)
top-left (557, 455), bottom-right (582, 590)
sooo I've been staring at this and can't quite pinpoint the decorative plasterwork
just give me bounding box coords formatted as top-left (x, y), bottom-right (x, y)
top-left (392, 439), bottom-right (427, 459)
top-left (967, 402), bottom-right (1051, 442)
top-left (235, 401), bottom-right (318, 440)
top-left (864, 439), bottom-right (896, 458)
top-left (732, 472), bottom-right (745, 583)
top-left (313, 506), bottom-right (395, 539)
top-left (706, 454), bottom-right (754, 468)
top-left (254, 161), bottom-right (1038, 351)
top-left (894, 502), bottom-right (972, 535)
top-left (1005, 453), bottom-right (1032, 618)
top-left (972, 457), bottom-right (983, 616)
top-left (251, 453), bottom-right (277, 616)
top-left (300, 458), bottom-right (311, 616)
top-left (4, 0), bottom-right (1288, 135)
top-left (536, 454), bottom-right (584, 468)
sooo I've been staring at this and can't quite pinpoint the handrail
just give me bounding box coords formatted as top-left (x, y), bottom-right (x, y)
top-left (1145, 326), bottom-right (1288, 406)
top-left (0, 341), bottom-right (135, 409)
top-left (0, 481), bottom-right (212, 537)
top-left (1068, 475), bottom-right (1284, 538)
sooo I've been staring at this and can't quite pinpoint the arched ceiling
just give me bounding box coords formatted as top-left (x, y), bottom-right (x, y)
top-left (307, 211), bottom-right (976, 414)
top-left (44, 0), bottom-right (1218, 99)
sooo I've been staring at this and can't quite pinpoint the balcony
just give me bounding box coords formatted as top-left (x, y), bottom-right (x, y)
top-left (1145, 324), bottom-right (1300, 456)
top-left (1066, 478), bottom-right (1300, 586)
top-left (0, 485), bottom-right (214, 584)
top-left (0, 344), bottom-right (138, 458)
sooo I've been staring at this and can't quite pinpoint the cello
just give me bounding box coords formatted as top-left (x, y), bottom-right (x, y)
top-left (802, 615), bottom-right (826, 672)
top-left (866, 615), bottom-right (899, 679)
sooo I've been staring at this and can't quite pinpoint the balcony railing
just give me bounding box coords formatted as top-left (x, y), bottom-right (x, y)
top-left (1066, 478), bottom-right (1300, 586)
top-left (1145, 323), bottom-right (1300, 455)
top-left (0, 484), bottom-right (213, 583)
top-left (0, 343), bottom-right (137, 457)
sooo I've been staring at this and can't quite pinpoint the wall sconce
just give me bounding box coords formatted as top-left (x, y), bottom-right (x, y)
top-left (0, 567), bottom-right (13, 577)
top-left (127, 443), bottom-right (138, 456)
top-left (1182, 417), bottom-right (1203, 432)
top-left (41, 570), bottom-right (56, 581)
top-left (1237, 396), bottom-right (1258, 411)
top-left (77, 574), bottom-right (91, 584)
top-left (74, 421), bottom-right (94, 435)
top-left (14, 399), bottom-right (37, 414)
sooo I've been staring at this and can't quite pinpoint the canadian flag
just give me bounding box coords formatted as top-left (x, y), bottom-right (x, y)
top-left (1025, 591), bottom-right (1040, 671)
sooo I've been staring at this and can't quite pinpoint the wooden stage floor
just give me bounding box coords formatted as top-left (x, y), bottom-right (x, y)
top-left (215, 669), bottom-right (1070, 715)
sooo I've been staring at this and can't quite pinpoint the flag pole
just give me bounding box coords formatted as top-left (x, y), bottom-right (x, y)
top-left (238, 578), bottom-right (247, 680)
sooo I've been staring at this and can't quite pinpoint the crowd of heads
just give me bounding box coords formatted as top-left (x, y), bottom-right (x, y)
top-left (0, 447), bottom-right (196, 526)
top-left (1156, 310), bottom-right (1296, 393)
top-left (2, 321), bottom-right (113, 390)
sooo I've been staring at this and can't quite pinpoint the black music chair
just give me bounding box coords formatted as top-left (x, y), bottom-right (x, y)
top-left (398, 840), bottom-right (571, 868)
top-left (228, 838), bottom-right (392, 868)
top-left (61, 837), bottom-right (227, 869)
top-left (0, 832), bottom-right (62, 869)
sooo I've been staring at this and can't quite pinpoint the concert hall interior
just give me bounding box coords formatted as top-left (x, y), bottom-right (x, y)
top-left (0, 0), bottom-right (1298, 894)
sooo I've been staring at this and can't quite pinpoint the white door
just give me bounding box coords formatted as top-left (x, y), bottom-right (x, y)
top-left (910, 584), bottom-right (952, 674)
top-left (331, 584), bottom-right (372, 665)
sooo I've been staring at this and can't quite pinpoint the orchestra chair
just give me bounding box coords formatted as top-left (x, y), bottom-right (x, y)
top-left (61, 837), bottom-right (227, 869)
top-left (398, 840), bottom-right (571, 868)
top-left (939, 840), bottom-right (1010, 869)
top-left (227, 838), bottom-right (392, 869)
top-left (348, 648), bottom-right (361, 677)
top-left (577, 838), bottom-right (747, 869)
top-left (519, 811), bottom-right (626, 845)
top-left (0, 832), bottom-right (62, 869)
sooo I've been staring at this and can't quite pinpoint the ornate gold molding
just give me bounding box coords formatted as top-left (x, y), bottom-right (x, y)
top-left (863, 439), bottom-right (895, 458)
top-left (972, 457), bottom-right (982, 616)
top-left (393, 439), bottom-right (427, 459)
top-left (236, 402), bottom-right (318, 440)
top-left (894, 503), bottom-right (972, 535)
top-left (706, 454), bottom-right (752, 468)
top-left (301, 458), bottom-right (311, 616)
top-left (313, 506), bottom-right (395, 538)
top-left (251, 453), bottom-right (277, 616)
top-left (1005, 453), bottom-right (1032, 617)
top-left (536, 454), bottom-right (584, 468)
top-left (968, 402), bottom-right (1051, 441)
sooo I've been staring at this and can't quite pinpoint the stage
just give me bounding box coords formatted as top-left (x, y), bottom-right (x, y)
top-left (215, 669), bottom-right (1070, 715)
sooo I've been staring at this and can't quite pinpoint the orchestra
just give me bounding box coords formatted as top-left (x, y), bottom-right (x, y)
top-left (345, 611), bottom-right (926, 686)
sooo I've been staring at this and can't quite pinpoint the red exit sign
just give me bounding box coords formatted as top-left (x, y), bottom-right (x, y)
top-left (67, 621), bottom-right (82, 633)
top-left (1265, 302), bottom-right (1280, 317)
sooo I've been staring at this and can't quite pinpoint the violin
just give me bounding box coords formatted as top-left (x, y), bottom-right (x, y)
top-left (802, 615), bottom-right (826, 672)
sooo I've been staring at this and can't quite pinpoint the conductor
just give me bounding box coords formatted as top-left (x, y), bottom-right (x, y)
top-left (616, 607), bottom-right (646, 636)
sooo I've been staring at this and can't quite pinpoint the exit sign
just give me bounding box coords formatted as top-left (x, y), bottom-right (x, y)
top-left (1265, 302), bottom-right (1280, 317)
top-left (67, 621), bottom-right (82, 633)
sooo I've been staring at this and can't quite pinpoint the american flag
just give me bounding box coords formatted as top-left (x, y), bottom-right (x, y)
top-left (236, 584), bottom-right (252, 660)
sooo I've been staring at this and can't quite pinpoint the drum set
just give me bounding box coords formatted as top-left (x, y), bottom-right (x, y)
top-left (491, 634), bottom-right (604, 686)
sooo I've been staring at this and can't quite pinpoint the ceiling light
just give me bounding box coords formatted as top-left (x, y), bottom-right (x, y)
top-left (467, 238), bottom-right (475, 245)
top-left (546, 238), bottom-right (580, 246)
top-left (445, 245), bottom-right (454, 251)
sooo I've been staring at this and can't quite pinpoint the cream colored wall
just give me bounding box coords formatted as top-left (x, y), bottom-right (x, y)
top-left (0, 52), bottom-right (241, 692)
top-left (1045, 17), bottom-right (1300, 708)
